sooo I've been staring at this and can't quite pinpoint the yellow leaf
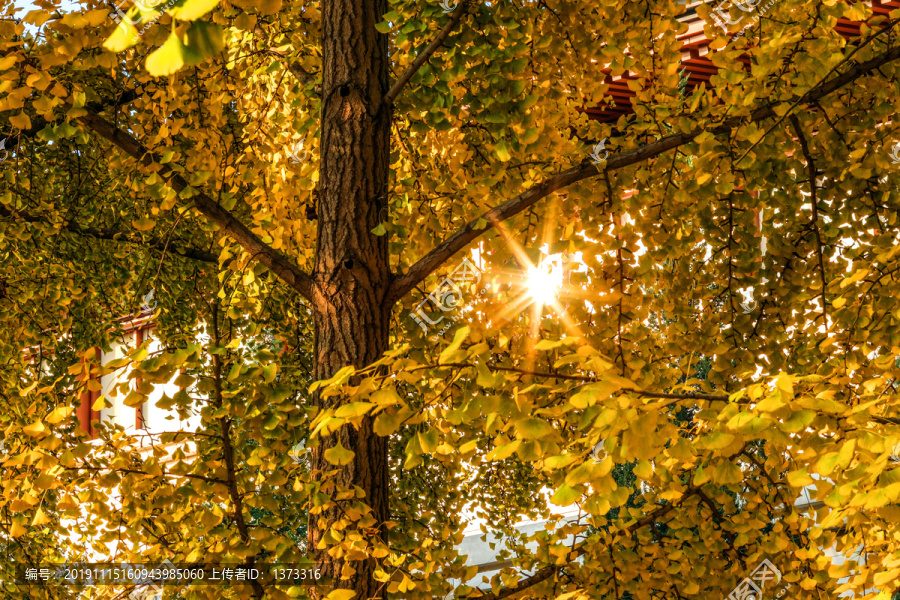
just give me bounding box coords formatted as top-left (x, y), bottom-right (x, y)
top-left (698, 432), bottom-right (735, 450)
top-left (325, 590), bottom-right (356, 600)
top-left (9, 521), bottom-right (26, 537)
top-left (24, 9), bottom-right (52, 26)
top-left (132, 217), bottom-right (156, 231)
top-left (45, 406), bottom-right (74, 425)
top-left (551, 483), bottom-right (581, 506)
top-left (85, 9), bottom-right (109, 26)
top-left (258, 0), bottom-right (283, 16)
top-left (23, 420), bottom-right (46, 437)
top-left (0, 55), bottom-right (19, 70)
top-left (32, 508), bottom-right (51, 527)
top-left (634, 459), bottom-right (654, 479)
top-left (486, 440), bottom-right (520, 461)
top-left (516, 417), bottom-right (554, 440)
top-left (815, 452), bottom-right (840, 476)
top-left (146, 33), bottom-right (188, 76)
top-left (103, 21), bottom-right (140, 53)
top-left (9, 113), bottom-right (31, 130)
top-left (334, 402), bottom-right (375, 419)
top-left (841, 267), bottom-right (869, 288)
top-left (787, 468), bottom-right (814, 488)
top-left (371, 388), bottom-right (401, 406)
top-left (534, 338), bottom-right (565, 351)
top-left (712, 461), bottom-right (743, 484)
top-left (324, 442), bottom-right (355, 466)
top-left (170, 0), bottom-right (221, 20)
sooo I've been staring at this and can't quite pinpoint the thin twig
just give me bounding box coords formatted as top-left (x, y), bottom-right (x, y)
top-left (384, 0), bottom-right (473, 105)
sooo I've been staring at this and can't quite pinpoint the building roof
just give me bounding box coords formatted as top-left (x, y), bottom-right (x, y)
top-left (585, 0), bottom-right (900, 122)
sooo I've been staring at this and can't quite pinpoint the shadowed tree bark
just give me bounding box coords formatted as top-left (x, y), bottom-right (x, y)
top-left (308, 0), bottom-right (392, 594)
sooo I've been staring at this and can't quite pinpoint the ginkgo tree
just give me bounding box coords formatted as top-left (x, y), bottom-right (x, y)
top-left (2, 0), bottom-right (900, 598)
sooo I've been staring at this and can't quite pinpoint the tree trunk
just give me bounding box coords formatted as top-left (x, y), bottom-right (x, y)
top-left (310, 0), bottom-right (391, 597)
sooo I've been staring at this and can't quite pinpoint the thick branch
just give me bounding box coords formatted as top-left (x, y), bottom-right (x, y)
top-left (76, 110), bottom-right (315, 300)
top-left (388, 44), bottom-right (900, 303)
top-left (0, 204), bottom-right (217, 263)
top-left (17, 89), bottom-right (139, 137)
top-left (384, 0), bottom-right (473, 105)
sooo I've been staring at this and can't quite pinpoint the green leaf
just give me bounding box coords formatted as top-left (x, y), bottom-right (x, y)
top-left (36, 125), bottom-right (58, 142)
top-left (373, 406), bottom-right (412, 436)
top-left (184, 20), bottom-right (225, 61)
top-left (438, 325), bottom-right (469, 364)
top-left (495, 139), bottom-right (511, 162)
top-left (262, 413), bottom-right (281, 430)
top-left (57, 122), bottom-right (77, 138)
top-left (486, 440), bottom-right (520, 461)
top-left (375, 21), bottom-right (392, 34)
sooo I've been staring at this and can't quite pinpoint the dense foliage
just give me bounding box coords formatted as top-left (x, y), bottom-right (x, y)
top-left (2, 0), bottom-right (900, 598)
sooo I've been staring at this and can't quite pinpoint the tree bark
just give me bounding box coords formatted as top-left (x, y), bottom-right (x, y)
top-left (310, 0), bottom-right (392, 597)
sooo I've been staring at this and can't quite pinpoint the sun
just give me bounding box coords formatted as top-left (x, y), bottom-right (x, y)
top-left (525, 258), bottom-right (565, 306)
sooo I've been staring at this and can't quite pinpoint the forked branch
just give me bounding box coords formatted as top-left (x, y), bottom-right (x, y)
top-left (388, 43), bottom-right (900, 304)
top-left (77, 110), bottom-right (315, 300)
